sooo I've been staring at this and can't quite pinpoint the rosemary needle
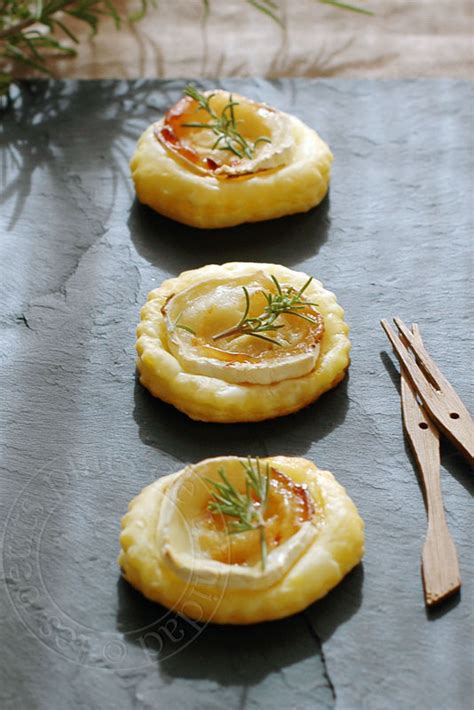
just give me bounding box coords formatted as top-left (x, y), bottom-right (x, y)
top-left (212, 275), bottom-right (319, 345)
top-left (206, 457), bottom-right (271, 570)
top-left (172, 311), bottom-right (196, 335)
top-left (182, 85), bottom-right (271, 160)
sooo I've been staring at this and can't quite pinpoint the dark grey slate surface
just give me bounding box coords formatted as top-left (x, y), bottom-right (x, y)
top-left (0, 79), bottom-right (473, 710)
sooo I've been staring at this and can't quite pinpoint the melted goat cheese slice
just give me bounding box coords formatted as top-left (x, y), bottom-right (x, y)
top-left (156, 90), bottom-right (294, 178)
top-left (158, 457), bottom-right (318, 591)
top-left (162, 272), bottom-right (324, 385)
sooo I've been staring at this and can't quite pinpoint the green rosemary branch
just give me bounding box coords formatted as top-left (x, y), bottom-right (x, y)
top-left (249, 0), bottom-right (373, 22)
top-left (0, 0), bottom-right (156, 95)
top-left (246, 0), bottom-right (282, 26)
top-left (182, 85), bottom-right (271, 160)
top-left (207, 457), bottom-right (271, 570)
top-left (319, 0), bottom-right (373, 16)
top-left (212, 275), bottom-right (319, 346)
top-left (247, 0), bottom-right (373, 24)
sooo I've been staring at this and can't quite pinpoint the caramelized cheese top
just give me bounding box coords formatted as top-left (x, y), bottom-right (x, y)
top-left (197, 468), bottom-right (315, 567)
top-left (155, 90), bottom-right (294, 178)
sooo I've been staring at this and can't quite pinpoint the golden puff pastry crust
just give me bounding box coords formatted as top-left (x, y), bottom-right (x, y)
top-left (136, 262), bottom-right (351, 423)
top-left (119, 456), bottom-right (365, 625)
top-left (130, 89), bottom-right (332, 229)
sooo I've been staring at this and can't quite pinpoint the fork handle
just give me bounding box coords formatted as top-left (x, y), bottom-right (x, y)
top-left (400, 370), bottom-right (462, 606)
top-left (422, 515), bottom-right (461, 606)
top-left (418, 446), bottom-right (461, 606)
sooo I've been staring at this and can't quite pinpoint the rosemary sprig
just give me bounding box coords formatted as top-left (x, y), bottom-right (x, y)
top-left (207, 457), bottom-right (271, 570)
top-left (212, 275), bottom-right (318, 346)
top-left (319, 0), bottom-right (373, 16)
top-left (0, 0), bottom-right (155, 96)
top-left (181, 85), bottom-right (271, 160)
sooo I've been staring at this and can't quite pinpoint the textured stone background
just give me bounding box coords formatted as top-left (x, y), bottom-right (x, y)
top-left (0, 79), bottom-right (473, 709)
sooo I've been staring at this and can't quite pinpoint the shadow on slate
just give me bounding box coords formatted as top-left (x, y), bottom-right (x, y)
top-left (425, 592), bottom-right (461, 621)
top-left (116, 576), bottom-right (183, 639)
top-left (439, 440), bottom-right (474, 496)
top-left (305, 564), bottom-right (364, 643)
top-left (116, 568), bottom-right (362, 689)
top-left (132, 374), bottom-right (350, 463)
top-left (127, 195), bottom-right (331, 271)
top-left (379, 350), bottom-right (401, 396)
top-left (1, 80), bottom-right (162, 230)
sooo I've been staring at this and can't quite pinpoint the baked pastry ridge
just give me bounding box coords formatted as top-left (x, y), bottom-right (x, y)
top-left (119, 456), bottom-right (365, 624)
top-left (136, 262), bottom-right (351, 422)
top-left (130, 87), bottom-right (333, 228)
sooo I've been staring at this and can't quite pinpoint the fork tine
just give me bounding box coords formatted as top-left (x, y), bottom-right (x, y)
top-left (380, 320), bottom-right (436, 403)
top-left (393, 317), bottom-right (441, 390)
top-left (395, 318), bottom-right (473, 419)
top-left (382, 319), bottom-right (474, 464)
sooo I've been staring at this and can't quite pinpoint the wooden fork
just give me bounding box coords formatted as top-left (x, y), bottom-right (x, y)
top-left (381, 319), bottom-right (471, 606)
top-left (381, 318), bottom-right (473, 465)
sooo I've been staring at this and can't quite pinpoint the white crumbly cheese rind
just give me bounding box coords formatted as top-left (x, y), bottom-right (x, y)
top-left (130, 112), bottom-right (332, 229)
top-left (118, 456), bottom-right (364, 625)
top-left (136, 262), bottom-right (351, 423)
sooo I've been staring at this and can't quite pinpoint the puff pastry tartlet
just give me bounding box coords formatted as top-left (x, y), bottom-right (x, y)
top-left (136, 262), bottom-right (350, 423)
top-left (130, 86), bottom-right (333, 228)
top-left (119, 456), bottom-right (364, 624)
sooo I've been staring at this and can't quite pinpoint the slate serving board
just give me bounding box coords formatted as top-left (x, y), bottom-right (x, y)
top-left (0, 79), bottom-right (473, 710)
